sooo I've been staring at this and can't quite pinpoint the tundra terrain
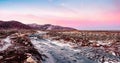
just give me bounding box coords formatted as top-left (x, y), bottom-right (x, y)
top-left (0, 30), bottom-right (120, 63)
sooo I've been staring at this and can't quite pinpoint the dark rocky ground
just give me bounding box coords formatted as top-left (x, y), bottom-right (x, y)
top-left (47, 31), bottom-right (120, 60)
top-left (0, 30), bottom-right (42, 63)
top-left (0, 30), bottom-right (120, 63)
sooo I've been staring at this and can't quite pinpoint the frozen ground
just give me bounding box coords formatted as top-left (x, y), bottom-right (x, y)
top-left (30, 38), bottom-right (96, 63)
top-left (0, 32), bottom-right (119, 63)
top-left (30, 33), bottom-right (120, 63)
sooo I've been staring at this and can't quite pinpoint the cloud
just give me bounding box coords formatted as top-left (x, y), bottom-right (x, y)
top-left (60, 3), bottom-right (66, 6)
top-left (48, 0), bottom-right (53, 2)
top-left (58, 2), bottom-right (80, 15)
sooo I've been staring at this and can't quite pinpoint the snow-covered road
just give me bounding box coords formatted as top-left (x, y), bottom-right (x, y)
top-left (30, 37), bottom-right (96, 63)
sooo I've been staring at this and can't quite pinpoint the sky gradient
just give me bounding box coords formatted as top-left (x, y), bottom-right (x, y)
top-left (0, 0), bottom-right (120, 30)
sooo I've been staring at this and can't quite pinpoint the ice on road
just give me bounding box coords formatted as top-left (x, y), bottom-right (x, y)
top-left (30, 37), bottom-right (96, 63)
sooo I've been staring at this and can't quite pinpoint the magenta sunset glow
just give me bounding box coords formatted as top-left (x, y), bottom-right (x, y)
top-left (0, 0), bottom-right (120, 30)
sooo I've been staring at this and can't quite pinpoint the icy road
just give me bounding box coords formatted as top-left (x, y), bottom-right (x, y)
top-left (30, 36), bottom-right (96, 63)
top-left (29, 32), bottom-right (120, 63)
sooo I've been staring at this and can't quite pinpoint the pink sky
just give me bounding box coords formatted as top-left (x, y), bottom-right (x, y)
top-left (0, 0), bottom-right (120, 30)
top-left (0, 10), bottom-right (120, 27)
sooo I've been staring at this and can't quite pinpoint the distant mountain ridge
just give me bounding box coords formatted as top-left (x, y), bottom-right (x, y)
top-left (0, 20), bottom-right (31, 29)
top-left (28, 23), bottom-right (76, 31)
top-left (0, 20), bottom-right (76, 30)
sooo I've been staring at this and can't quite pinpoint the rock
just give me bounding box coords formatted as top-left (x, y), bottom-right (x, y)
top-left (24, 42), bottom-right (28, 45)
top-left (0, 56), bottom-right (3, 60)
top-left (26, 56), bottom-right (37, 63)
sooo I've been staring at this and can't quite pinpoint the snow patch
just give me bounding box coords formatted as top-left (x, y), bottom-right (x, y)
top-left (0, 36), bottom-right (12, 51)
